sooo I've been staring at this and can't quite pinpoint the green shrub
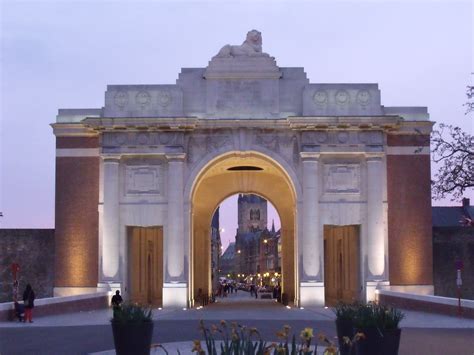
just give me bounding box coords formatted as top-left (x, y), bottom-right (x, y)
top-left (111, 302), bottom-right (153, 324)
top-left (332, 302), bottom-right (358, 321)
top-left (353, 302), bottom-right (405, 330)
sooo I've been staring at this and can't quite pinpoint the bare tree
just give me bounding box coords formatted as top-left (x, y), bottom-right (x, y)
top-left (464, 85), bottom-right (474, 114)
top-left (431, 124), bottom-right (473, 200)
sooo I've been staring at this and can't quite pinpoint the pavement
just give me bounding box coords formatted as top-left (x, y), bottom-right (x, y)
top-left (0, 291), bottom-right (473, 354)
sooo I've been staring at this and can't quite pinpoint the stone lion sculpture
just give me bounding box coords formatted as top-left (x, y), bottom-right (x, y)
top-left (215, 30), bottom-right (269, 58)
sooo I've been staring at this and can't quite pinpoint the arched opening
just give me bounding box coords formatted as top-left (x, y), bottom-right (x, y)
top-left (190, 151), bottom-right (297, 306)
top-left (211, 193), bottom-right (282, 302)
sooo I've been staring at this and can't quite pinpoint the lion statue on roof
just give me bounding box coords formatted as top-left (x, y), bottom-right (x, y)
top-left (215, 30), bottom-right (270, 58)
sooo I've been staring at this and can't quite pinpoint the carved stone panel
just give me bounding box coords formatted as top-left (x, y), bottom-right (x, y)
top-left (103, 132), bottom-right (183, 147)
top-left (125, 166), bottom-right (162, 195)
top-left (324, 164), bottom-right (360, 194)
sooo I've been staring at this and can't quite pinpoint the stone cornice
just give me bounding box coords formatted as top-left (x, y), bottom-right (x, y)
top-left (51, 123), bottom-right (98, 137)
top-left (287, 116), bottom-right (402, 130)
top-left (82, 117), bottom-right (198, 131)
top-left (54, 116), bottom-right (433, 136)
top-left (387, 120), bottom-right (434, 135)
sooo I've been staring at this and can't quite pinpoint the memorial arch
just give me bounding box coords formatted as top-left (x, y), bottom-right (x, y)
top-left (52, 30), bottom-right (434, 308)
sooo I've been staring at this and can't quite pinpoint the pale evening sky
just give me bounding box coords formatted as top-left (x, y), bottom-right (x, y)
top-left (0, 1), bottom-right (472, 250)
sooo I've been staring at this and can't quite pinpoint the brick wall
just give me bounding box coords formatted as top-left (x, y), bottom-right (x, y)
top-left (433, 227), bottom-right (474, 300)
top-left (387, 134), bottom-right (433, 285)
top-left (0, 229), bottom-right (55, 303)
top-left (55, 136), bottom-right (99, 287)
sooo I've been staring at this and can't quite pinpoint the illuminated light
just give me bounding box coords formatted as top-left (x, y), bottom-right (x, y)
top-left (182, 308), bottom-right (187, 311)
top-left (227, 274), bottom-right (230, 277)
top-left (237, 250), bottom-right (241, 254)
top-left (324, 306), bottom-right (329, 309)
top-left (286, 305), bottom-right (291, 309)
top-left (264, 239), bottom-right (268, 244)
top-left (158, 307), bottom-right (162, 310)
top-left (300, 307), bottom-right (304, 310)
top-left (257, 273), bottom-right (261, 277)
top-left (274, 272), bottom-right (278, 276)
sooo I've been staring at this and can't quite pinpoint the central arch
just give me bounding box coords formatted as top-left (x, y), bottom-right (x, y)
top-left (189, 151), bottom-right (298, 305)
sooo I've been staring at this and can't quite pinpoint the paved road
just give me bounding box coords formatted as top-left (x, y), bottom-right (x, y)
top-left (0, 292), bottom-right (473, 355)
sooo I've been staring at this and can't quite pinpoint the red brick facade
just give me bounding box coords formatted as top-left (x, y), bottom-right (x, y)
top-left (387, 135), bottom-right (433, 285)
top-left (56, 136), bottom-right (100, 149)
top-left (55, 137), bottom-right (100, 288)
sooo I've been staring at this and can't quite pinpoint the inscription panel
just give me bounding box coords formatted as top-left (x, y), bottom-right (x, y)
top-left (125, 166), bottom-right (162, 195)
top-left (206, 79), bottom-right (279, 118)
top-left (324, 164), bottom-right (360, 194)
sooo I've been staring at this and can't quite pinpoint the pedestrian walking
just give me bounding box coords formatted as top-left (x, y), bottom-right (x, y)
top-left (22, 284), bottom-right (35, 323)
top-left (111, 290), bottom-right (123, 316)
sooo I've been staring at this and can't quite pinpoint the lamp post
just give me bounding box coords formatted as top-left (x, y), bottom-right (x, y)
top-left (455, 259), bottom-right (464, 316)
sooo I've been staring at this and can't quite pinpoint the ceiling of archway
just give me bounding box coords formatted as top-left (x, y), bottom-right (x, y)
top-left (192, 153), bottom-right (296, 229)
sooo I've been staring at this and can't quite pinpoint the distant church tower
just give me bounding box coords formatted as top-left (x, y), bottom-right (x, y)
top-left (237, 194), bottom-right (267, 233)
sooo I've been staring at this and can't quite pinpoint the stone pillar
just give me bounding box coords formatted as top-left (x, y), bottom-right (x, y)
top-left (163, 152), bottom-right (187, 308)
top-left (299, 152), bottom-right (324, 306)
top-left (301, 153), bottom-right (320, 279)
top-left (102, 157), bottom-right (120, 280)
top-left (366, 156), bottom-right (385, 278)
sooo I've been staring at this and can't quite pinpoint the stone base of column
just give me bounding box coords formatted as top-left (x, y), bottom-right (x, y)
top-left (163, 283), bottom-right (188, 308)
top-left (299, 282), bottom-right (325, 307)
top-left (366, 280), bottom-right (390, 302)
top-left (97, 282), bottom-right (122, 292)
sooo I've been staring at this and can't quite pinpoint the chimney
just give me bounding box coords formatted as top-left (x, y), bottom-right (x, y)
top-left (462, 198), bottom-right (470, 207)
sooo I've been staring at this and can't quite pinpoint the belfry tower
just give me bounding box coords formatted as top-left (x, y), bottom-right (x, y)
top-left (237, 194), bottom-right (268, 233)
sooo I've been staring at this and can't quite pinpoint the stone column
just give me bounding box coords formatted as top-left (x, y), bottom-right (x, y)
top-left (102, 157), bottom-right (120, 279)
top-left (163, 152), bottom-right (187, 308)
top-left (366, 156), bottom-right (385, 278)
top-left (166, 153), bottom-right (186, 281)
top-left (301, 152), bottom-right (321, 280)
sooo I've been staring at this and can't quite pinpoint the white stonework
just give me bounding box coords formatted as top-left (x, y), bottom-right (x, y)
top-left (54, 30), bottom-right (433, 308)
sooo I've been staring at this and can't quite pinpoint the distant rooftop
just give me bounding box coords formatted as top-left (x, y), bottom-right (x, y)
top-left (222, 242), bottom-right (236, 260)
top-left (432, 198), bottom-right (473, 227)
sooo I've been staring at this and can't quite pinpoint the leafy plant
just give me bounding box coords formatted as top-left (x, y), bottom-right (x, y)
top-left (377, 306), bottom-right (405, 330)
top-left (111, 302), bottom-right (153, 324)
top-left (332, 302), bottom-right (358, 321)
top-left (353, 302), bottom-right (405, 331)
top-left (353, 303), bottom-right (378, 329)
top-left (195, 321), bottom-right (325, 354)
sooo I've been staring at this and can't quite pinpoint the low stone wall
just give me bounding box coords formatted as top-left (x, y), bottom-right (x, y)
top-left (0, 292), bottom-right (110, 322)
top-left (377, 290), bottom-right (474, 319)
top-left (0, 229), bottom-right (55, 303)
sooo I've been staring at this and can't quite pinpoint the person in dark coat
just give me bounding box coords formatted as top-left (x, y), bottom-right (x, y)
top-left (22, 284), bottom-right (35, 323)
top-left (111, 290), bottom-right (123, 317)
